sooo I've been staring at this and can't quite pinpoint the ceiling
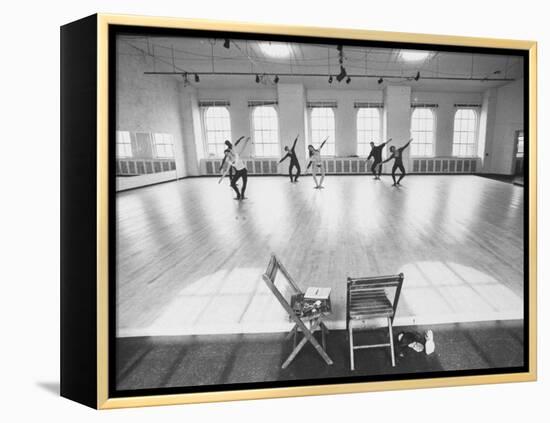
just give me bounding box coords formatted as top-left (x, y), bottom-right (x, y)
top-left (117, 34), bottom-right (524, 92)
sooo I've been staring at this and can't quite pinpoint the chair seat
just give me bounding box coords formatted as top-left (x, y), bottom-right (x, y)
top-left (349, 290), bottom-right (394, 319)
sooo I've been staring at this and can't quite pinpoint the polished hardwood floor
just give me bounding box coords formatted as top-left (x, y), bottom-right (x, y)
top-left (116, 175), bottom-right (524, 337)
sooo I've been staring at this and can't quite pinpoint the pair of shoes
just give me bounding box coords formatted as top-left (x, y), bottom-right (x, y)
top-left (392, 183), bottom-right (397, 187)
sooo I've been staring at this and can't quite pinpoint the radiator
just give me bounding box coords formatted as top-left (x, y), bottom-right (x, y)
top-left (116, 159), bottom-right (176, 176)
top-left (412, 157), bottom-right (479, 174)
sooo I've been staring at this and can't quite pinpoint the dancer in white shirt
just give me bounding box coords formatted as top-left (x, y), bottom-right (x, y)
top-left (219, 136), bottom-right (251, 200)
top-left (306, 137), bottom-right (329, 189)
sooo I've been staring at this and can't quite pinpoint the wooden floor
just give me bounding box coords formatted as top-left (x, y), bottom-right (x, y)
top-left (116, 175), bottom-right (524, 337)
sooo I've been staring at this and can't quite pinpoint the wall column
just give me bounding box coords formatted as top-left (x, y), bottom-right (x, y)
top-left (383, 86), bottom-right (411, 167)
top-left (178, 83), bottom-right (203, 176)
top-left (277, 83), bottom-right (307, 167)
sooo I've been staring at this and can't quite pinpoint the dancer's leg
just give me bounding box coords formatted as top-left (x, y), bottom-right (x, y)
top-left (294, 162), bottom-right (301, 182)
top-left (372, 160), bottom-right (380, 178)
top-left (241, 169), bottom-right (248, 198)
top-left (397, 163), bottom-right (406, 184)
top-left (377, 162), bottom-right (383, 178)
top-left (288, 163), bottom-right (294, 182)
top-left (318, 163), bottom-right (326, 188)
top-left (312, 164), bottom-right (319, 188)
top-left (230, 171), bottom-right (241, 198)
top-left (391, 163), bottom-right (398, 186)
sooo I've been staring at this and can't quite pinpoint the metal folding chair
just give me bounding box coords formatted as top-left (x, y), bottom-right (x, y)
top-left (346, 273), bottom-right (404, 370)
top-left (262, 255), bottom-right (333, 369)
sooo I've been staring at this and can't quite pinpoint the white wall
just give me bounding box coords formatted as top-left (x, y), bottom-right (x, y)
top-left (116, 42), bottom-right (187, 184)
top-left (484, 79), bottom-right (524, 174)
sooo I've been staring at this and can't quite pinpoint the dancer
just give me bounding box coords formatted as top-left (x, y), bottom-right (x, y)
top-left (382, 138), bottom-right (413, 186)
top-left (279, 135), bottom-right (301, 182)
top-left (218, 136), bottom-right (250, 200)
top-left (306, 137), bottom-right (329, 189)
top-left (219, 136), bottom-right (245, 181)
top-left (366, 138), bottom-right (392, 179)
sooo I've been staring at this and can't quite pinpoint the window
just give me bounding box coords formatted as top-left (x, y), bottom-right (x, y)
top-left (310, 107), bottom-right (336, 156)
top-left (204, 106), bottom-right (232, 157)
top-left (116, 131), bottom-right (132, 158)
top-left (516, 131), bottom-right (524, 158)
top-left (356, 108), bottom-right (382, 156)
top-left (410, 108), bottom-right (435, 156)
top-left (152, 133), bottom-right (175, 159)
top-left (252, 106), bottom-right (279, 157)
top-left (452, 109), bottom-right (477, 157)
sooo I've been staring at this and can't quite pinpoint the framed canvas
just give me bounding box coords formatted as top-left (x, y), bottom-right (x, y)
top-left (60, 13), bottom-right (537, 409)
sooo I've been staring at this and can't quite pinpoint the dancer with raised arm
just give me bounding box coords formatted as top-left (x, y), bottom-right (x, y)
top-left (306, 137), bottom-right (329, 189)
top-left (366, 138), bottom-right (392, 180)
top-left (279, 135), bottom-right (301, 182)
top-left (218, 136), bottom-right (250, 200)
top-left (219, 136), bottom-right (245, 181)
top-left (382, 138), bottom-right (413, 186)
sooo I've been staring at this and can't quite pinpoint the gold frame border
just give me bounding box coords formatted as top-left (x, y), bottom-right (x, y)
top-left (96, 13), bottom-right (537, 409)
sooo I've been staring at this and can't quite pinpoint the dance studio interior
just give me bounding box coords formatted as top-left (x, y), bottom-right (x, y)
top-left (114, 33), bottom-right (525, 391)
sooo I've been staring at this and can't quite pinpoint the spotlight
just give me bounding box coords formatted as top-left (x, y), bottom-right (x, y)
top-left (194, 73), bottom-right (200, 83)
top-left (377, 77), bottom-right (384, 84)
top-left (328, 75), bottom-right (333, 83)
top-left (182, 73), bottom-right (189, 86)
top-left (336, 65), bottom-right (347, 82)
top-left (255, 74), bottom-right (260, 83)
top-left (274, 75), bottom-right (280, 84)
top-left (346, 76), bottom-right (351, 84)
top-left (414, 71), bottom-right (420, 81)
top-left (223, 39), bottom-right (230, 49)
top-left (336, 45), bottom-right (343, 52)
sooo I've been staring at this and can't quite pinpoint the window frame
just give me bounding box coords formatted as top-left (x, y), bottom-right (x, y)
top-left (250, 105), bottom-right (281, 158)
top-left (451, 108), bottom-right (479, 158)
top-left (116, 130), bottom-right (133, 158)
top-left (152, 133), bottom-right (175, 159)
top-left (309, 106), bottom-right (336, 157)
top-left (410, 107), bottom-right (436, 157)
top-left (356, 107), bottom-right (383, 157)
top-left (203, 106), bottom-right (233, 158)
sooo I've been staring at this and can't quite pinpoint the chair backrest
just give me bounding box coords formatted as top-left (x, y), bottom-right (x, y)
top-left (262, 255), bottom-right (303, 317)
top-left (346, 273), bottom-right (404, 320)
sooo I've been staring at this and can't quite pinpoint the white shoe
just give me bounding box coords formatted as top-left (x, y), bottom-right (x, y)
top-left (425, 330), bottom-right (435, 355)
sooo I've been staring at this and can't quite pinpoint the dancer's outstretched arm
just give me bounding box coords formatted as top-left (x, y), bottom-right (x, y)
top-left (382, 154), bottom-right (394, 164)
top-left (279, 153), bottom-right (290, 164)
top-left (235, 137), bottom-right (251, 154)
top-left (306, 160), bottom-right (312, 171)
top-left (291, 135), bottom-right (299, 152)
top-left (400, 138), bottom-right (413, 151)
top-left (319, 137), bottom-right (329, 150)
top-left (234, 135), bottom-right (245, 146)
top-left (382, 137), bottom-right (393, 147)
top-left (219, 151), bottom-right (230, 172)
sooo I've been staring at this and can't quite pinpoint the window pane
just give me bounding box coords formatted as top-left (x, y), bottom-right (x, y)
top-left (356, 108), bottom-right (381, 156)
top-left (252, 106), bottom-right (279, 157)
top-left (452, 109), bottom-right (477, 157)
top-left (311, 107), bottom-right (336, 156)
top-left (116, 131), bottom-right (133, 158)
top-left (410, 108), bottom-right (434, 157)
top-left (205, 107), bottom-right (232, 157)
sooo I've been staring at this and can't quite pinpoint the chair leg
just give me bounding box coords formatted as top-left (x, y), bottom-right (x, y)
top-left (348, 322), bottom-right (355, 371)
top-left (388, 317), bottom-right (395, 367)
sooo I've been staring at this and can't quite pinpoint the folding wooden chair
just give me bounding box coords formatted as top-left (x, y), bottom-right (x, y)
top-left (262, 255), bottom-right (333, 369)
top-left (346, 273), bottom-right (404, 370)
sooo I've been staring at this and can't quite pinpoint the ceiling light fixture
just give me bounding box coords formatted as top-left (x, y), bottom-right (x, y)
top-left (328, 75), bottom-right (333, 83)
top-left (346, 76), bottom-right (351, 84)
top-left (259, 42), bottom-right (292, 58)
top-left (223, 39), bottom-right (230, 49)
top-left (255, 74), bottom-right (260, 83)
top-left (401, 50), bottom-right (430, 62)
top-left (414, 71), bottom-right (420, 81)
top-left (273, 75), bottom-right (280, 84)
top-left (195, 73), bottom-right (200, 83)
top-left (336, 65), bottom-right (347, 82)
top-left (378, 77), bottom-right (384, 84)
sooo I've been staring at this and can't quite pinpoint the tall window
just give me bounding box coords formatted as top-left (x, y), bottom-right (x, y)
top-left (516, 131), bottom-right (524, 158)
top-left (310, 107), bottom-right (335, 156)
top-left (152, 133), bottom-right (175, 158)
top-left (204, 106), bottom-right (232, 157)
top-left (252, 106), bottom-right (279, 157)
top-left (116, 131), bottom-right (132, 158)
top-left (452, 109), bottom-right (477, 157)
top-left (410, 108), bottom-right (435, 156)
top-left (357, 108), bottom-right (381, 156)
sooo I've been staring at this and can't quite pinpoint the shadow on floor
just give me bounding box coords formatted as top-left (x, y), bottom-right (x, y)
top-left (116, 320), bottom-right (524, 391)
top-left (36, 381), bottom-right (60, 396)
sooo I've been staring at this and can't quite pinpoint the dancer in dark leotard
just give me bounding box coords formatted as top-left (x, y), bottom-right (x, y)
top-left (279, 135), bottom-right (301, 182)
top-left (366, 138), bottom-right (392, 179)
top-left (382, 138), bottom-right (413, 186)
